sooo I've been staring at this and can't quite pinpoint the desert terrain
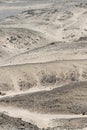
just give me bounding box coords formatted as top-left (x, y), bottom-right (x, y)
top-left (0, 0), bottom-right (87, 130)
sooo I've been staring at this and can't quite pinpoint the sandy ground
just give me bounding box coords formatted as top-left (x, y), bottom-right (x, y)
top-left (0, 0), bottom-right (87, 130)
top-left (0, 106), bottom-right (87, 128)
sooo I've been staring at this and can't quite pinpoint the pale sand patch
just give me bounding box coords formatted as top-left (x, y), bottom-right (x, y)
top-left (0, 106), bottom-right (87, 128)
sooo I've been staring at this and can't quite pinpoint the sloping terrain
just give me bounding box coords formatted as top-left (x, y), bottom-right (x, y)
top-left (0, 0), bottom-right (87, 130)
top-left (0, 113), bottom-right (39, 130)
top-left (0, 28), bottom-right (49, 65)
top-left (0, 113), bottom-right (87, 130)
top-left (0, 81), bottom-right (87, 115)
top-left (0, 0), bottom-right (87, 65)
top-left (0, 61), bottom-right (87, 95)
top-left (4, 41), bottom-right (87, 65)
top-left (0, 0), bottom-right (87, 43)
top-left (0, 28), bottom-right (49, 50)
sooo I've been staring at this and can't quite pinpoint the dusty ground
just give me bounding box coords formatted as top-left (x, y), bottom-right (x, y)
top-left (0, 113), bottom-right (87, 130)
top-left (0, 81), bottom-right (87, 114)
top-left (0, 0), bottom-right (87, 130)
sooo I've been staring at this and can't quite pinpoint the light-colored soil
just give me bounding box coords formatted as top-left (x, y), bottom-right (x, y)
top-left (0, 0), bottom-right (87, 130)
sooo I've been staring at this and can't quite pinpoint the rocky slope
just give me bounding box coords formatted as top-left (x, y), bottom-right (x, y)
top-left (0, 0), bottom-right (87, 130)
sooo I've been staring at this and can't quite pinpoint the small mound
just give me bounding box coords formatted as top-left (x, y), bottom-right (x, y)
top-left (0, 28), bottom-right (49, 50)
